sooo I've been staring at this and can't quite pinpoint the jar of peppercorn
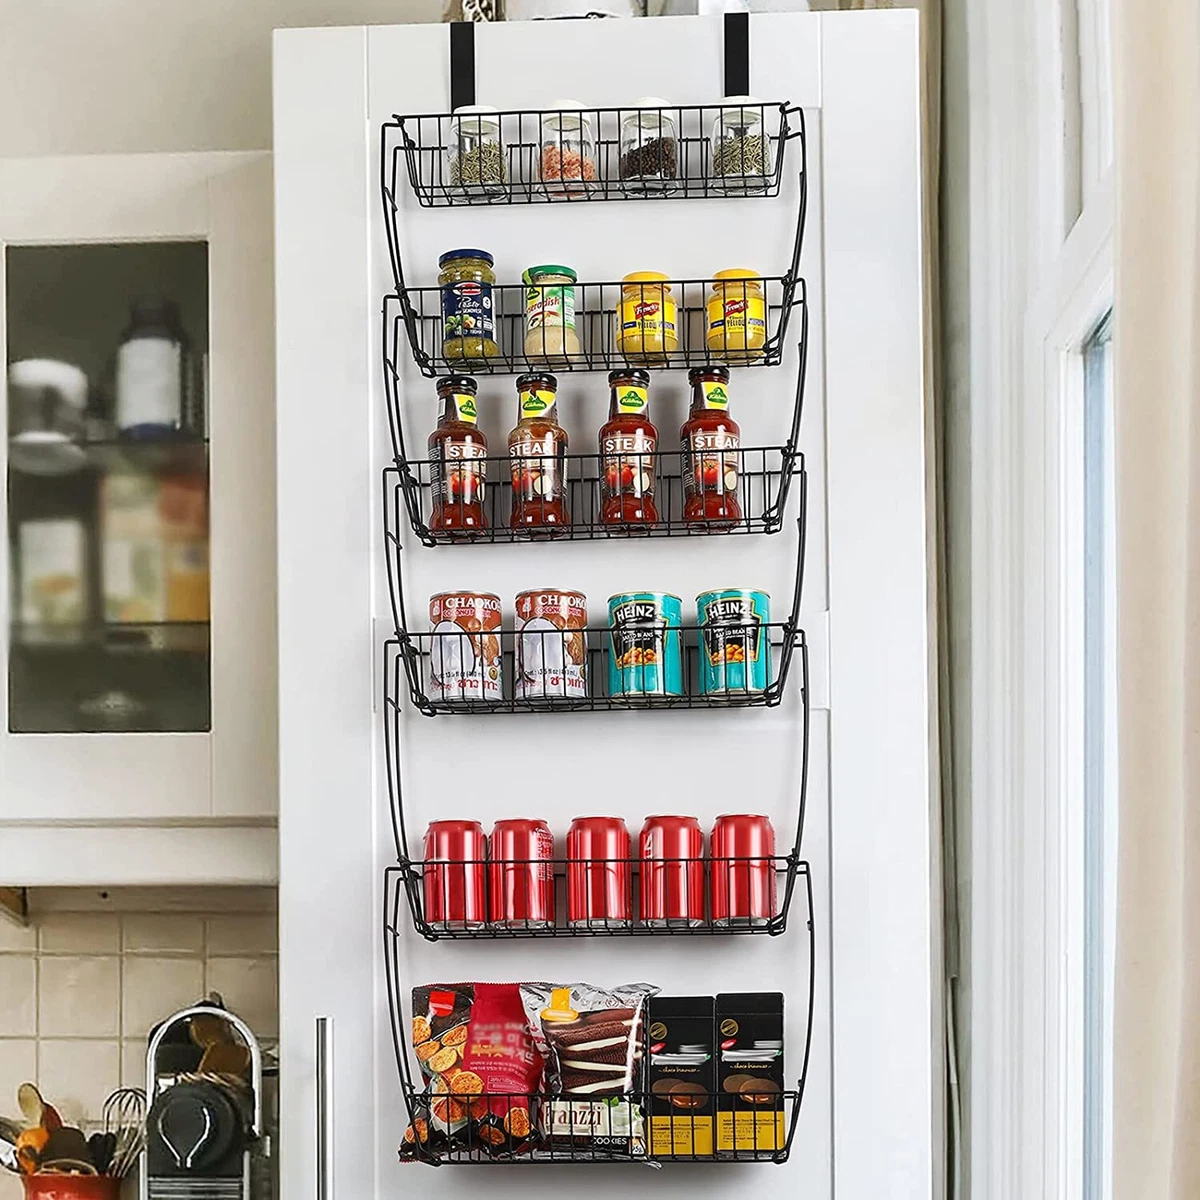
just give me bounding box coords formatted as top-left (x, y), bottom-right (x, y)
top-left (539, 102), bottom-right (597, 197)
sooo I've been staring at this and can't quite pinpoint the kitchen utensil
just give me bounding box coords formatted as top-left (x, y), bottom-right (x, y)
top-left (101, 1088), bottom-right (145, 1179)
top-left (0, 1131), bottom-right (19, 1174)
top-left (39, 1128), bottom-right (92, 1173)
top-left (196, 1042), bottom-right (251, 1078)
top-left (85, 1133), bottom-right (114, 1175)
top-left (17, 1083), bottom-right (44, 1127)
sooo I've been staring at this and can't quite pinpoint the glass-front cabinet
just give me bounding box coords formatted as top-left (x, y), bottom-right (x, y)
top-left (0, 154), bottom-right (277, 820)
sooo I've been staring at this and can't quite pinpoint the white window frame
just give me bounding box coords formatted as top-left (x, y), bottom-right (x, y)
top-left (966, 0), bottom-right (1114, 1196)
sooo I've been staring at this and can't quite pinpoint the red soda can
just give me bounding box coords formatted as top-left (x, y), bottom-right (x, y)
top-left (423, 819), bottom-right (487, 931)
top-left (639, 815), bottom-right (705, 927)
top-left (567, 816), bottom-right (632, 929)
top-left (710, 814), bottom-right (777, 927)
top-left (489, 818), bottom-right (556, 929)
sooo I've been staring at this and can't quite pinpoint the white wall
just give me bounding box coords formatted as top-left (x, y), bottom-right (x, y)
top-left (0, 0), bottom-right (443, 156)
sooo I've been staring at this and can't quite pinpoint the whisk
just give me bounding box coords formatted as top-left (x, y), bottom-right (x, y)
top-left (102, 1087), bottom-right (146, 1178)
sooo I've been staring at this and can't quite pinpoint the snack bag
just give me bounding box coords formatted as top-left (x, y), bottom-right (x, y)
top-left (519, 981), bottom-right (658, 1158)
top-left (400, 983), bottom-right (542, 1162)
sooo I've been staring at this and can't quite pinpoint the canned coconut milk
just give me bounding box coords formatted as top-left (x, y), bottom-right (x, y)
top-left (515, 588), bottom-right (588, 702)
top-left (607, 591), bottom-right (683, 698)
top-left (428, 591), bottom-right (503, 703)
top-left (697, 588), bottom-right (770, 695)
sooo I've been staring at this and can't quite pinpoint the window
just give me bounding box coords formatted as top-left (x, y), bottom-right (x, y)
top-left (1082, 314), bottom-right (1115, 1200)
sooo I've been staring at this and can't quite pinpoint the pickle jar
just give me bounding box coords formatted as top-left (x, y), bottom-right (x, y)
top-left (438, 248), bottom-right (501, 364)
top-left (616, 272), bottom-right (679, 364)
top-left (710, 96), bottom-right (772, 193)
top-left (539, 101), bottom-right (597, 196)
top-left (706, 269), bottom-right (767, 359)
top-left (446, 104), bottom-right (506, 196)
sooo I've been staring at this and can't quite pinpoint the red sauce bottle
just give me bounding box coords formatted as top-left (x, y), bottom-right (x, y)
top-left (599, 368), bottom-right (658, 527)
top-left (681, 366), bottom-right (742, 530)
top-left (508, 372), bottom-right (570, 536)
top-left (428, 375), bottom-right (487, 537)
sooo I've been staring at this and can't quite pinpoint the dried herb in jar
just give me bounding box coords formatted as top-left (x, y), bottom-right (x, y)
top-left (713, 133), bottom-right (770, 180)
top-left (451, 142), bottom-right (505, 187)
top-left (619, 137), bottom-right (678, 181)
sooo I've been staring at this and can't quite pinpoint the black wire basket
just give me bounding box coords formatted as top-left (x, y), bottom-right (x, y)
top-left (383, 865), bottom-right (814, 1164)
top-left (381, 101), bottom-right (806, 209)
top-left (383, 275), bottom-right (806, 378)
top-left (381, 299), bottom-right (807, 546)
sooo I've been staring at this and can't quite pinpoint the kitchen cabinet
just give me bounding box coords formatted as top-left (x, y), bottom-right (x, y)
top-left (0, 152), bottom-right (277, 827)
top-left (276, 10), bottom-right (932, 1199)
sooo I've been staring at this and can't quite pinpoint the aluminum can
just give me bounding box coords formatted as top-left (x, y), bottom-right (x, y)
top-left (428, 591), bottom-right (502, 704)
top-left (515, 588), bottom-right (588, 702)
top-left (489, 817), bottom-right (556, 929)
top-left (697, 588), bottom-right (770, 696)
top-left (639, 814), bottom-right (705, 927)
top-left (566, 816), bottom-right (632, 928)
top-left (709, 813), bottom-right (777, 927)
top-left (423, 819), bottom-right (487, 930)
top-left (607, 591), bottom-right (683, 698)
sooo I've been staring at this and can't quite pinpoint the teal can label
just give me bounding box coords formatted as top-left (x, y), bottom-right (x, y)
top-left (697, 589), bottom-right (770, 695)
top-left (608, 592), bottom-right (683, 698)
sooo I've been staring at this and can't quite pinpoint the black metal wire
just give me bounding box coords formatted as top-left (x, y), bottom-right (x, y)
top-left (382, 277), bottom-right (806, 379)
top-left (381, 102), bottom-right (805, 210)
top-left (382, 862), bottom-right (815, 1163)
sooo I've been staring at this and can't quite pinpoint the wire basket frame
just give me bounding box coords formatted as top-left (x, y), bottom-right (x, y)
top-left (383, 274), bottom-right (806, 379)
top-left (382, 863), bottom-right (815, 1163)
top-left (382, 308), bottom-right (808, 547)
top-left (382, 102), bottom-right (806, 209)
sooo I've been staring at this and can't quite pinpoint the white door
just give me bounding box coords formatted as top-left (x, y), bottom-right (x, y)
top-left (0, 153), bottom-right (277, 821)
top-left (276, 12), bottom-right (932, 1200)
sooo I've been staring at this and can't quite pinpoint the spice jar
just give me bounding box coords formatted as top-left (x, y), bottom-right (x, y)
top-left (539, 102), bottom-right (597, 196)
top-left (706, 269), bottom-right (767, 359)
top-left (619, 98), bottom-right (678, 192)
top-left (617, 272), bottom-right (679, 364)
top-left (710, 96), bottom-right (772, 193)
top-left (523, 264), bottom-right (581, 366)
top-left (446, 104), bottom-right (506, 195)
top-left (438, 248), bottom-right (500, 364)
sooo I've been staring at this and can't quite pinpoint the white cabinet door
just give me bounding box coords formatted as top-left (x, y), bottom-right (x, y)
top-left (0, 152), bottom-right (277, 821)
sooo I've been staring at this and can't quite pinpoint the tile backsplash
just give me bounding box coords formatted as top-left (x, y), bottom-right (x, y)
top-left (0, 894), bottom-right (277, 1142)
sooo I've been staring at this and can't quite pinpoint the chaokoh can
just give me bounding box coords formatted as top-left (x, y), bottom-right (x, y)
top-left (607, 591), bottom-right (683, 698)
top-left (515, 588), bottom-right (588, 702)
top-left (696, 588), bottom-right (771, 696)
top-left (428, 591), bottom-right (503, 704)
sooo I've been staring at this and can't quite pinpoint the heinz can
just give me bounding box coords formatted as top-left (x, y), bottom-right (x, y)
top-left (639, 815), bottom-right (705, 928)
top-left (428, 591), bottom-right (502, 704)
top-left (489, 818), bottom-right (556, 929)
top-left (423, 819), bottom-right (487, 931)
top-left (710, 814), bottom-right (777, 927)
top-left (697, 588), bottom-right (770, 696)
top-left (607, 591), bottom-right (683, 698)
top-left (515, 588), bottom-right (588, 702)
top-left (566, 816), bottom-right (632, 928)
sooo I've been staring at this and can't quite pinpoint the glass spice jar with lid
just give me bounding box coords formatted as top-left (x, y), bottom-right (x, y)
top-left (539, 101), bottom-right (597, 197)
top-left (438, 248), bottom-right (501, 364)
top-left (706, 269), bottom-right (767, 359)
top-left (710, 96), bottom-right (773, 193)
top-left (616, 272), bottom-right (679, 364)
top-left (445, 104), bottom-right (506, 196)
top-left (618, 98), bottom-right (678, 193)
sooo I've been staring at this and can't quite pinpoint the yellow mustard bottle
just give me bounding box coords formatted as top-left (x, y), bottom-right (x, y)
top-left (706, 269), bottom-right (767, 359)
top-left (617, 271), bottom-right (678, 363)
